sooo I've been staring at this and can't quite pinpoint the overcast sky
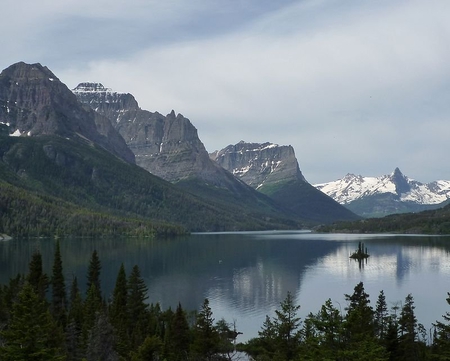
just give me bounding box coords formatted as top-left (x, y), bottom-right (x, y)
top-left (2, 0), bottom-right (449, 184)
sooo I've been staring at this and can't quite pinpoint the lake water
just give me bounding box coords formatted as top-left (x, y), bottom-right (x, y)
top-left (1, 231), bottom-right (450, 343)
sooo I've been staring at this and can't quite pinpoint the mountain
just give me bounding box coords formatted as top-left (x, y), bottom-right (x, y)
top-left (210, 141), bottom-right (359, 223)
top-left (73, 83), bottom-right (227, 183)
top-left (73, 83), bottom-right (303, 226)
top-left (0, 63), bottom-right (303, 236)
top-left (314, 168), bottom-right (450, 217)
top-left (0, 63), bottom-right (134, 164)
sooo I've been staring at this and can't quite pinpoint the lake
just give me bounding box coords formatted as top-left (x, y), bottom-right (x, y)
top-left (1, 231), bottom-right (450, 343)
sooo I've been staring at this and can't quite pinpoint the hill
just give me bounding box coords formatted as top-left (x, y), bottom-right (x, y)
top-left (317, 203), bottom-right (450, 235)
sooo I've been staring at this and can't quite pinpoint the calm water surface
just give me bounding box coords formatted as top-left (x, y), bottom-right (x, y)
top-left (1, 231), bottom-right (450, 342)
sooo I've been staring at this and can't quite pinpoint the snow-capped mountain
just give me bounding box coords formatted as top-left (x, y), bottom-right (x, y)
top-left (314, 168), bottom-right (450, 217)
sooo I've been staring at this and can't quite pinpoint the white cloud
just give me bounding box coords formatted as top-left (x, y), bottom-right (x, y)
top-left (3, 0), bottom-right (450, 183)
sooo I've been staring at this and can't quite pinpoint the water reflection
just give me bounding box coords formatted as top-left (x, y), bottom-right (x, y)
top-left (1, 232), bottom-right (450, 342)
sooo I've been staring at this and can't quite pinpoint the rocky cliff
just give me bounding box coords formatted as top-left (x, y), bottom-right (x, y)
top-left (0, 63), bottom-right (134, 164)
top-left (72, 83), bottom-right (257, 189)
top-left (211, 141), bottom-right (359, 223)
top-left (210, 141), bottom-right (306, 191)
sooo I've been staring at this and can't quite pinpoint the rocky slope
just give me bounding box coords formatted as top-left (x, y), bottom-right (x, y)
top-left (0, 63), bottom-right (134, 164)
top-left (210, 141), bottom-right (306, 190)
top-left (211, 141), bottom-right (359, 223)
top-left (73, 83), bottom-right (301, 225)
top-left (314, 168), bottom-right (450, 217)
top-left (73, 83), bottom-right (238, 185)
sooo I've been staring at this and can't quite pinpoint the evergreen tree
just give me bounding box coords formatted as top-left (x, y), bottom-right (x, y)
top-left (86, 312), bottom-right (118, 361)
top-left (66, 277), bottom-right (84, 361)
top-left (130, 335), bottom-right (163, 361)
top-left (256, 314), bottom-right (278, 359)
top-left (344, 281), bottom-right (375, 342)
top-left (375, 290), bottom-right (390, 341)
top-left (86, 250), bottom-right (101, 301)
top-left (28, 249), bottom-right (49, 299)
top-left (127, 264), bottom-right (149, 350)
top-left (311, 298), bottom-right (343, 358)
top-left (166, 302), bottom-right (191, 361)
top-left (192, 298), bottom-right (220, 360)
top-left (0, 282), bottom-right (65, 361)
top-left (83, 283), bottom-right (103, 342)
top-left (273, 291), bottom-right (302, 360)
top-left (397, 293), bottom-right (423, 361)
top-left (109, 263), bottom-right (129, 358)
top-left (433, 292), bottom-right (450, 359)
top-left (342, 282), bottom-right (389, 360)
top-left (51, 240), bottom-right (67, 328)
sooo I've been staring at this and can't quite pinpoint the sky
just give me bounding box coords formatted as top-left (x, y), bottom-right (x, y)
top-left (1, 0), bottom-right (450, 184)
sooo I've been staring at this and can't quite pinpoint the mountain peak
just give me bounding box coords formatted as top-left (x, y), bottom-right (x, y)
top-left (390, 167), bottom-right (410, 194)
top-left (211, 141), bottom-right (307, 189)
top-left (73, 82), bottom-right (111, 92)
top-left (2, 62), bottom-right (57, 80)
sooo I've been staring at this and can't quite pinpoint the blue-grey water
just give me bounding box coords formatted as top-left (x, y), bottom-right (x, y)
top-left (1, 231), bottom-right (450, 342)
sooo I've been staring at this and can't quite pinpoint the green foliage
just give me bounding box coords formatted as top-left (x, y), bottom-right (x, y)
top-left (0, 282), bottom-right (66, 361)
top-left (191, 298), bottom-right (220, 360)
top-left (319, 203), bottom-right (450, 235)
top-left (0, 135), bottom-right (300, 236)
top-left (3, 250), bottom-right (449, 361)
top-left (27, 249), bottom-right (49, 300)
top-left (51, 240), bottom-right (67, 327)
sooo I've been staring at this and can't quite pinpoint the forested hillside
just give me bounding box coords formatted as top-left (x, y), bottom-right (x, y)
top-left (0, 135), bottom-right (299, 237)
top-left (318, 204), bottom-right (450, 234)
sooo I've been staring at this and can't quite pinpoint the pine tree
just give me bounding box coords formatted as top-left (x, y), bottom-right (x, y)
top-left (344, 281), bottom-right (374, 342)
top-left (127, 264), bottom-right (149, 350)
top-left (192, 298), bottom-right (220, 360)
top-left (273, 291), bottom-right (302, 360)
top-left (86, 250), bottom-right (101, 301)
top-left (109, 263), bottom-right (129, 358)
top-left (86, 312), bottom-right (118, 361)
top-left (433, 292), bottom-right (450, 359)
top-left (66, 277), bottom-right (84, 361)
top-left (166, 302), bottom-right (191, 361)
top-left (28, 249), bottom-right (49, 299)
top-left (312, 298), bottom-right (343, 358)
top-left (375, 290), bottom-right (389, 341)
top-left (0, 282), bottom-right (66, 361)
top-left (397, 293), bottom-right (421, 361)
top-left (51, 240), bottom-right (67, 328)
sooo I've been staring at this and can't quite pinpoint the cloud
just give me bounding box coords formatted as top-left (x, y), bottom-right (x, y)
top-left (2, 0), bottom-right (450, 183)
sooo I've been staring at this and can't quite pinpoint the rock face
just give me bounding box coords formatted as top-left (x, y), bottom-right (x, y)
top-left (210, 141), bottom-right (306, 190)
top-left (73, 83), bottom-right (242, 186)
top-left (211, 141), bottom-right (359, 223)
top-left (314, 168), bottom-right (450, 217)
top-left (0, 63), bottom-right (134, 164)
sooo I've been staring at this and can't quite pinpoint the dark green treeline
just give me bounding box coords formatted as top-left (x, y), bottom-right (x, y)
top-left (2, 242), bottom-right (450, 360)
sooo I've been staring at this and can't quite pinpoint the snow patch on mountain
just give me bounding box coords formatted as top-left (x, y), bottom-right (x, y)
top-left (314, 168), bottom-right (450, 205)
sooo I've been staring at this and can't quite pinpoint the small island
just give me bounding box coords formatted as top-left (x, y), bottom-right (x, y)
top-left (350, 241), bottom-right (370, 260)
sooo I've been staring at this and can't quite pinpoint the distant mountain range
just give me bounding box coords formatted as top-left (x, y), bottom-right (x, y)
top-left (5, 62), bottom-right (450, 236)
top-left (314, 168), bottom-right (450, 217)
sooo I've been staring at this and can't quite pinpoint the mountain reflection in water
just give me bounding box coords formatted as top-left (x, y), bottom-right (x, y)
top-left (1, 231), bottom-right (450, 342)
